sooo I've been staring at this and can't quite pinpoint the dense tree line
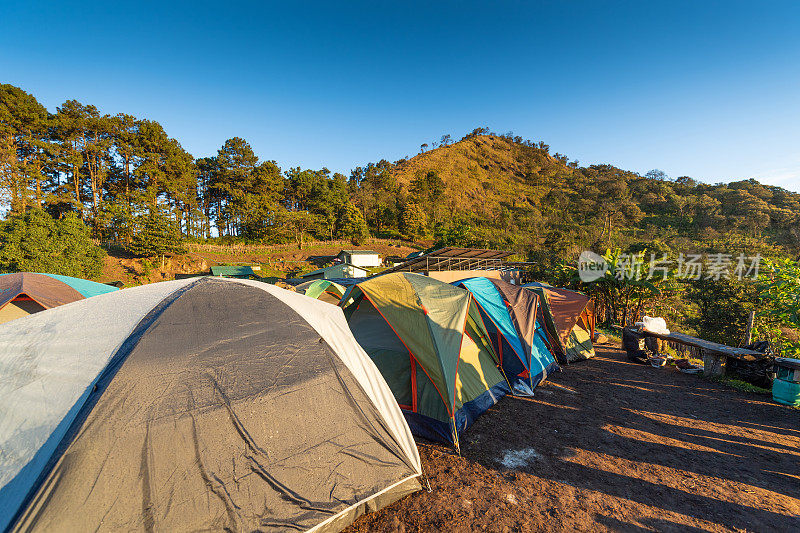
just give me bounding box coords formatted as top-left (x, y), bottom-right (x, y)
top-left (2, 83), bottom-right (799, 259)
top-left (0, 84), bottom-right (369, 246)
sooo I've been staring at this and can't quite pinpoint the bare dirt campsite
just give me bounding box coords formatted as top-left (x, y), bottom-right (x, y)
top-left (349, 344), bottom-right (800, 532)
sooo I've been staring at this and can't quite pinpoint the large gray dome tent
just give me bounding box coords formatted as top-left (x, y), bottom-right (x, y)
top-left (0, 277), bottom-right (421, 532)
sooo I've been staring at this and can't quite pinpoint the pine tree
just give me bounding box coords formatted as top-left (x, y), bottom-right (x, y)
top-left (127, 211), bottom-right (185, 269)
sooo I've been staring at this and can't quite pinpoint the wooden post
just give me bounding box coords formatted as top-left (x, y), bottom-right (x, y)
top-left (702, 349), bottom-right (727, 377)
top-left (744, 310), bottom-right (755, 346)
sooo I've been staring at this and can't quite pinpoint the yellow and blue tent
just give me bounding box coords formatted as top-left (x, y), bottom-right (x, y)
top-left (295, 279), bottom-right (347, 304)
top-left (341, 272), bottom-right (509, 450)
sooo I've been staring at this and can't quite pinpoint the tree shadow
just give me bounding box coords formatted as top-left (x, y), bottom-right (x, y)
top-left (596, 514), bottom-right (709, 533)
top-left (458, 346), bottom-right (800, 531)
top-left (307, 255), bottom-right (337, 267)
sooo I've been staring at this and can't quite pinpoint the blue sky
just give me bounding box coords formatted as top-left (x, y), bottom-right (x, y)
top-left (2, 1), bottom-right (799, 191)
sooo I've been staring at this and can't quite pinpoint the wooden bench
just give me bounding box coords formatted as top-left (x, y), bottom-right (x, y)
top-left (640, 330), bottom-right (767, 377)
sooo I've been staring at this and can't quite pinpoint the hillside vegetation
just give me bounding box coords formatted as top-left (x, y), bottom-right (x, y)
top-left (386, 132), bottom-right (800, 259)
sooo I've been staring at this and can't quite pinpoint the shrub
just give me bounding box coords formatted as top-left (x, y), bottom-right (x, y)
top-left (0, 208), bottom-right (105, 278)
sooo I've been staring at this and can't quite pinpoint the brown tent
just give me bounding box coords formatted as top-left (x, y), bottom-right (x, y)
top-left (523, 283), bottom-right (596, 363)
top-left (0, 273), bottom-right (81, 324)
top-left (0, 273), bottom-right (119, 325)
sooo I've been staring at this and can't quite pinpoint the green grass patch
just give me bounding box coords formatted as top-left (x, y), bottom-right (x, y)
top-left (597, 326), bottom-right (621, 344)
top-left (707, 375), bottom-right (771, 396)
top-left (256, 265), bottom-right (286, 278)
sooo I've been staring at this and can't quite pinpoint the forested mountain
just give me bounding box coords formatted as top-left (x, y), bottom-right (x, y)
top-left (387, 131), bottom-right (800, 260)
top-left (2, 83), bottom-right (799, 262)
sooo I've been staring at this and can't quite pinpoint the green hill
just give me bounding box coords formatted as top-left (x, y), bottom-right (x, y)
top-left (378, 133), bottom-right (800, 259)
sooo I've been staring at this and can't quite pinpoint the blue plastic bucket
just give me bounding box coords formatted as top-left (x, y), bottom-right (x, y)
top-left (773, 378), bottom-right (800, 406)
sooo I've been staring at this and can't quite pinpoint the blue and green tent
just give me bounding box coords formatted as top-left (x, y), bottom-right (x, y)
top-left (453, 277), bottom-right (558, 395)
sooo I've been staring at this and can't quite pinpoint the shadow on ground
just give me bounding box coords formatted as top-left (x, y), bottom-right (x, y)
top-left (348, 345), bottom-right (800, 532)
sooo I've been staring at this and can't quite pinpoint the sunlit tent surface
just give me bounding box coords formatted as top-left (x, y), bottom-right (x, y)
top-left (296, 279), bottom-right (347, 304)
top-left (453, 277), bottom-right (558, 395)
top-left (522, 282), bottom-right (596, 363)
top-left (0, 277), bottom-right (421, 532)
top-left (0, 272), bottom-right (118, 324)
top-left (341, 273), bottom-right (509, 450)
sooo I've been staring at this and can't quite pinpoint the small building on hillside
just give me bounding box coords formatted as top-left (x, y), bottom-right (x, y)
top-left (337, 250), bottom-right (382, 268)
top-left (301, 263), bottom-right (368, 281)
top-left (210, 265), bottom-right (261, 278)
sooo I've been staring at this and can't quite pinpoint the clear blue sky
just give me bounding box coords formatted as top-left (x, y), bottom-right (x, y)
top-left (2, 1), bottom-right (799, 191)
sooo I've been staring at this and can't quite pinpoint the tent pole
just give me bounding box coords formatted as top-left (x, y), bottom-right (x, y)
top-left (451, 417), bottom-right (461, 456)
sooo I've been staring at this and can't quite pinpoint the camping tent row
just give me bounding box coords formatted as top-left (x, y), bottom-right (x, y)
top-left (340, 273), bottom-right (576, 450)
top-left (522, 282), bottom-right (596, 364)
top-left (0, 272), bottom-right (595, 530)
top-left (0, 277), bottom-right (421, 532)
top-left (453, 277), bottom-right (558, 394)
top-left (0, 272), bottom-right (118, 324)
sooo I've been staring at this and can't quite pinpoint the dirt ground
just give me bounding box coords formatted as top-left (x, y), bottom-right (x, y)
top-left (349, 344), bottom-right (800, 532)
top-left (97, 241), bottom-right (420, 285)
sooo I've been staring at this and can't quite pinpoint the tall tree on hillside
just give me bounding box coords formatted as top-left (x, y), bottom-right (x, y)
top-left (161, 137), bottom-right (198, 234)
top-left (52, 100), bottom-right (88, 216)
top-left (82, 107), bottom-right (113, 231)
top-left (645, 169), bottom-right (668, 181)
top-left (279, 209), bottom-right (316, 249)
top-left (581, 165), bottom-right (643, 244)
top-left (127, 209), bottom-right (186, 269)
top-left (195, 156), bottom-right (216, 238)
top-left (283, 167), bottom-right (353, 241)
top-left (285, 167), bottom-right (323, 211)
top-left (0, 84), bottom-right (50, 213)
top-left (690, 193), bottom-right (724, 228)
top-left (52, 99), bottom-right (117, 230)
top-left (211, 137), bottom-right (258, 236)
top-left (399, 201), bottom-right (427, 239)
top-left (338, 202), bottom-right (369, 245)
top-left (132, 120), bottom-right (197, 236)
top-left (107, 113), bottom-right (140, 204)
top-left (350, 160), bottom-right (398, 235)
top-left (235, 160), bottom-right (284, 241)
top-left (51, 100), bottom-right (113, 230)
top-left (326, 172), bottom-right (351, 236)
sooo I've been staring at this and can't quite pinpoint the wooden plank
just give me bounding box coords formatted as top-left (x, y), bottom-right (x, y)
top-left (640, 330), bottom-right (766, 360)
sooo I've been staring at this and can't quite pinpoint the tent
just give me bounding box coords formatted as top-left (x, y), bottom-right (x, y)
top-left (0, 277), bottom-right (421, 532)
top-left (296, 279), bottom-right (347, 304)
top-left (522, 282), bottom-right (596, 363)
top-left (0, 272), bottom-right (118, 324)
top-left (453, 277), bottom-right (558, 395)
top-left (341, 272), bottom-right (509, 450)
